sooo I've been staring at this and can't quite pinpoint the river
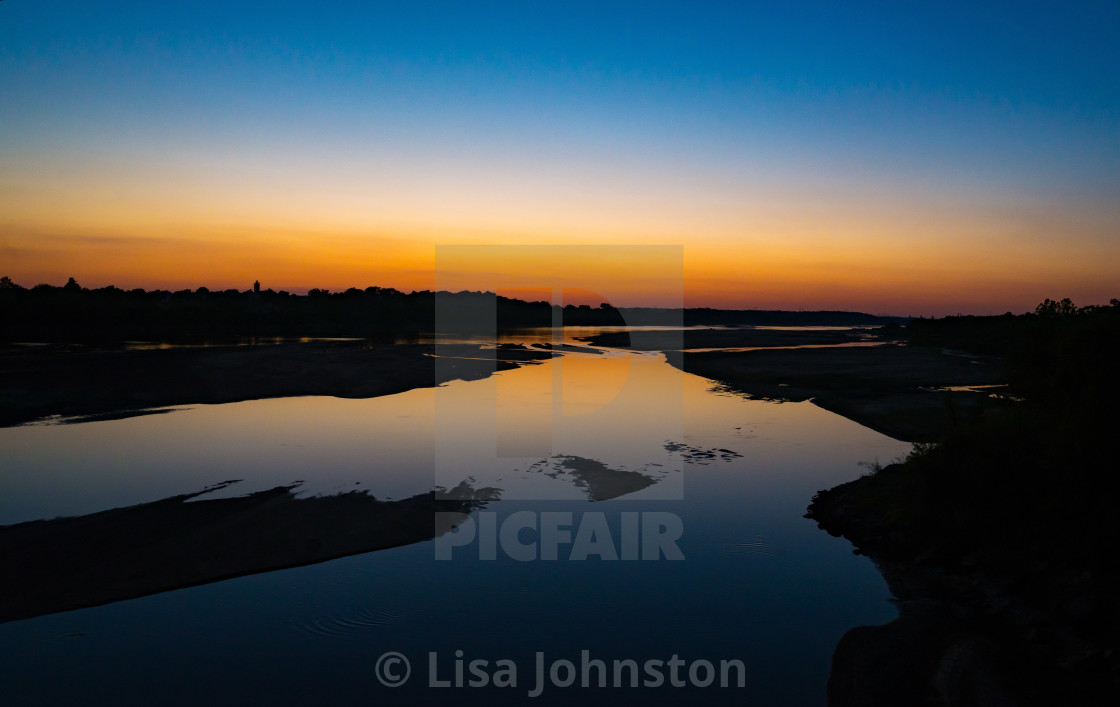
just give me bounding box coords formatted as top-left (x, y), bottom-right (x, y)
top-left (0, 327), bottom-right (909, 705)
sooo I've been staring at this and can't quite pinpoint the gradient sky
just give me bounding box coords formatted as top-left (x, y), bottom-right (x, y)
top-left (2, 1), bottom-right (1118, 314)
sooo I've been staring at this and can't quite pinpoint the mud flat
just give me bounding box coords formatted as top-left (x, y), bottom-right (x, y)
top-left (0, 340), bottom-right (552, 427)
top-left (580, 327), bottom-right (1007, 442)
top-left (668, 344), bottom-right (1008, 443)
top-left (0, 483), bottom-right (487, 624)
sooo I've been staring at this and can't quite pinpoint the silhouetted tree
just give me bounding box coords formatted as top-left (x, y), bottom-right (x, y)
top-left (1034, 297), bottom-right (1078, 317)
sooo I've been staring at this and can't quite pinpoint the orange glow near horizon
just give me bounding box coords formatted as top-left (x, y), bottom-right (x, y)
top-left (2, 155), bottom-right (1118, 316)
top-left (2, 218), bottom-right (1117, 316)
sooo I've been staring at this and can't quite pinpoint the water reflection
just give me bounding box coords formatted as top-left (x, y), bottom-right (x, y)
top-left (0, 326), bottom-right (912, 704)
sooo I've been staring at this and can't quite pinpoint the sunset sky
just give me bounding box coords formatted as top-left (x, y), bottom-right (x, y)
top-left (2, 1), bottom-right (1118, 315)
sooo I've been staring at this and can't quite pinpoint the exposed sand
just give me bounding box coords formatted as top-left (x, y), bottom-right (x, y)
top-left (579, 326), bottom-right (1010, 442)
top-left (669, 345), bottom-right (1010, 442)
top-left (0, 483), bottom-right (485, 624)
top-left (0, 340), bottom-right (552, 427)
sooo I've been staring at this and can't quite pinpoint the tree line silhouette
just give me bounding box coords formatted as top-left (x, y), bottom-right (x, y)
top-left (0, 277), bottom-right (620, 341)
top-left (0, 276), bottom-right (895, 342)
top-left (906, 296), bottom-right (1120, 415)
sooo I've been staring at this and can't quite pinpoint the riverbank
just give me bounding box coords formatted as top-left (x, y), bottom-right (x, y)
top-left (0, 340), bottom-right (552, 427)
top-left (804, 303), bottom-right (1120, 706)
top-left (578, 326), bottom-right (1007, 443)
top-left (666, 344), bottom-right (1008, 442)
top-left (807, 438), bottom-right (1117, 706)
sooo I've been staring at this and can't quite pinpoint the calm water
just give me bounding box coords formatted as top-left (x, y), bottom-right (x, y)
top-left (0, 328), bottom-right (908, 706)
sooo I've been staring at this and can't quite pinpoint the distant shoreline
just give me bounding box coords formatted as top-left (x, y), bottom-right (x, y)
top-left (0, 278), bottom-right (903, 343)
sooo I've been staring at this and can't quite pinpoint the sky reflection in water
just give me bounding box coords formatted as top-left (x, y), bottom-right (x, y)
top-left (0, 330), bottom-right (910, 704)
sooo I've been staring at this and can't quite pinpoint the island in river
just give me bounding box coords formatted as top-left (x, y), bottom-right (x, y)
top-left (0, 340), bottom-right (552, 427)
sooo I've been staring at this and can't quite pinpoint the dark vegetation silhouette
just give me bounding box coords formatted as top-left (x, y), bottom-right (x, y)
top-left (810, 298), bottom-right (1120, 705)
top-left (907, 297), bottom-right (1120, 421)
top-left (0, 278), bottom-right (587, 340)
top-left (0, 277), bottom-right (896, 343)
